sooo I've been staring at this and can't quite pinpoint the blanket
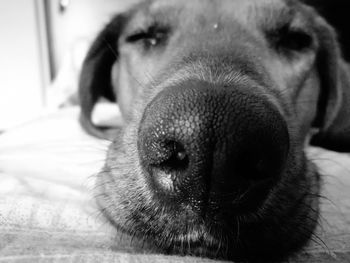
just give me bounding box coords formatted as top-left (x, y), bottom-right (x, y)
top-left (0, 107), bottom-right (349, 262)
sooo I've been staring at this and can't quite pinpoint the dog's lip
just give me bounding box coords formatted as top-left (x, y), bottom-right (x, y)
top-left (149, 221), bottom-right (226, 250)
top-left (96, 162), bottom-right (319, 261)
top-left (227, 177), bottom-right (275, 211)
top-left (143, 179), bottom-right (280, 255)
top-left (148, 174), bottom-right (276, 216)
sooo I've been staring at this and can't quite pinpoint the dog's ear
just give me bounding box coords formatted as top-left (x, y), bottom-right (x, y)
top-left (310, 15), bottom-right (350, 152)
top-left (79, 14), bottom-right (127, 139)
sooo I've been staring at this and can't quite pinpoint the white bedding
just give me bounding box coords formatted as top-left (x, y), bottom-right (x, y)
top-left (0, 106), bottom-right (349, 262)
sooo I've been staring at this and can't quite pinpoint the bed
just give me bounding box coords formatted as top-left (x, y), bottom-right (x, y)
top-left (0, 102), bottom-right (349, 262)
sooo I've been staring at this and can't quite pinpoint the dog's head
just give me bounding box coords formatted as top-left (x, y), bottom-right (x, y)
top-left (79, 0), bottom-right (350, 261)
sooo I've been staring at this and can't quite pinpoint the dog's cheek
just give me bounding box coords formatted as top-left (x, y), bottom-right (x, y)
top-left (115, 57), bottom-right (143, 120)
top-left (96, 121), bottom-right (152, 228)
top-left (266, 54), bottom-right (320, 144)
top-left (293, 71), bottom-right (321, 143)
top-left (116, 51), bottom-right (170, 121)
top-left (256, 147), bottom-right (320, 257)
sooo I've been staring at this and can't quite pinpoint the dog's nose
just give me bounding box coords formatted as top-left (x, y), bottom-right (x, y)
top-left (138, 80), bottom-right (289, 213)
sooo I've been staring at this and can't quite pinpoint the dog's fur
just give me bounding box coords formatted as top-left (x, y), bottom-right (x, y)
top-left (79, 0), bottom-right (350, 261)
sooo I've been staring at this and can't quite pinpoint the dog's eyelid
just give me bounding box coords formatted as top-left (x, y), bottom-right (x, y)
top-left (125, 23), bottom-right (170, 49)
top-left (267, 24), bottom-right (314, 54)
top-left (284, 28), bottom-right (312, 45)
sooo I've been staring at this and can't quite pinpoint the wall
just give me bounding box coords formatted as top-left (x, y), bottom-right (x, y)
top-left (48, 0), bottom-right (140, 75)
top-left (0, 0), bottom-right (49, 130)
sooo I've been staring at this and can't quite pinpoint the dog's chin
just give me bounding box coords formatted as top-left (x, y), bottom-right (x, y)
top-left (96, 141), bottom-right (321, 262)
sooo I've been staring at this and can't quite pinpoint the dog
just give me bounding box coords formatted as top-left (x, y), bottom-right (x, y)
top-left (78, 0), bottom-right (350, 261)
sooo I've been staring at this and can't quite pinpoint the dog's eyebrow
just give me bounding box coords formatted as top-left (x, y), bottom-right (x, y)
top-left (259, 4), bottom-right (314, 42)
top-left (261, 5), bottom-right (296, 31)
top-left (126, 7), bottom-right (176, 34)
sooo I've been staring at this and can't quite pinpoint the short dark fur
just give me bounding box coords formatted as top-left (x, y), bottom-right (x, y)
top-left (79, 0), bottom-right (350, 262)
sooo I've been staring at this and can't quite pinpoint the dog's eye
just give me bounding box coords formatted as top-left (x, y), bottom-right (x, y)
top-left (270, 26), bottom-right (313, 53)
top-left (126, 25), bottom-right (169, 49)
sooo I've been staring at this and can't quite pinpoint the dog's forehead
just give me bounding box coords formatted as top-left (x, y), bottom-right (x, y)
top-left (149, 0), bottom-right (287, 13)
top-left (135, 0), bottom-right (300, 28)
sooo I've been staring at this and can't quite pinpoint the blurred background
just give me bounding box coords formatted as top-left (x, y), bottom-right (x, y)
top-left (0, 0), bottom-right (138, 132)
top-left (0, 0), bottom-right (348, 133)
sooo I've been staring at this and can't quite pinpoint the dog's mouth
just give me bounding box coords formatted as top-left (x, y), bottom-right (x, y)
top-left (97, 163), bottom-right (319, 262)
top-left (96, 80), bottom-right (321, 261)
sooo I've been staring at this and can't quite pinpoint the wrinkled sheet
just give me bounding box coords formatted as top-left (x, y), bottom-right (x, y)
top-left (0, 107), bottom-right (349, 262)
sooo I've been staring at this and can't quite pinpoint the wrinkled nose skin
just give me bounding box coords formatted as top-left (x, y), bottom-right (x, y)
top-left (138, 80), bottom-right (290, 218)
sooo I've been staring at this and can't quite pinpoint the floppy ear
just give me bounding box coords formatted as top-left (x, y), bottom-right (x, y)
top-left (79, 15), bottom-right (127, 139)
top-left (310, 15), bottom-right (350, 152)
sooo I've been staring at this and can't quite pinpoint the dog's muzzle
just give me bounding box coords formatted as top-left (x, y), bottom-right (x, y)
top-left (138, 80), bottom-right (289, 217)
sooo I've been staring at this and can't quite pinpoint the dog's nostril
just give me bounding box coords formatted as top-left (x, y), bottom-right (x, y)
top-left (172, 141), bottom-right (187, 162)
top-left (175, 148), bottom-right (187, 162)
top-left (154, 141), bottom-right (189, 171)
top-left (255, 158), bottom-right (274, 178)
top-left (143, 140), bottom-right (190, 194)
top-left (238, 151), bottom-right (281, 181)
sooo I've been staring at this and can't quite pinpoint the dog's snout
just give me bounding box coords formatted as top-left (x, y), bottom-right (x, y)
top-left (138, 80), bottom-right (289, 213)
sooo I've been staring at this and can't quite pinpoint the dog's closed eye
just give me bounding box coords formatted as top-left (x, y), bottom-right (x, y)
top-left (267, 25), bottom-right (314, 55)
top-left (126, 24), bottom-right (170, 50)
